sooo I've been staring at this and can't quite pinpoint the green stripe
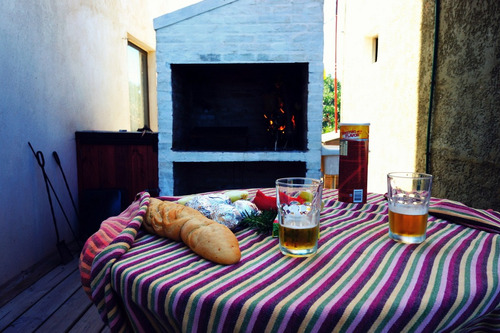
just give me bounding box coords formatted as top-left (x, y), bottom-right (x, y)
top-left (302, 219), bottom-right (390, 332)
top-left (405, 228), bottom-right (473, 331)
top-left (272, 214), bottom-right (387, 332)
top-left (234, 249), bottom-right (309, 330)
top-left (458, 235), bottom-right (500, 328)
top-left (206, 244), bottom-right (282, 330)
top-left (435, 232), bottom-right (486, 330)
top-left (336, 225), bottom-right (409, 332)
top-left (372, 223), bottom-right (453, 330)
top-left (285, 215), bottom-right (388, 332)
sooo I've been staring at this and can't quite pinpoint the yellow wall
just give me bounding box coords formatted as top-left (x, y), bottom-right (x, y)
top-left (341, 0), bottom-right (424, 194)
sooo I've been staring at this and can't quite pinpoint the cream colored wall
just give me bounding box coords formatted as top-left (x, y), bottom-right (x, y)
top-left (341, 0), bottom-right (423, 194)
top-left (0, 0), bottom-right (184, 287)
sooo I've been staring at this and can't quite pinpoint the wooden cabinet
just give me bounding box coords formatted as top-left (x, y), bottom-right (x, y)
top-left (75, 131), bottom-right (159, 236)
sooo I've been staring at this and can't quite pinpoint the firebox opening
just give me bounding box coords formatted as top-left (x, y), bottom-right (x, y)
top-left (173, 161), bottom-right (306, 195)
top-left (171, 63), bottom-right (308, 152)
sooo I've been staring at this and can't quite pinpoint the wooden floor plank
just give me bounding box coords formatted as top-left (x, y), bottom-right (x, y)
top-left (0, 254), bottom-right (61, 308)
top-left (69, 301), bottom-right (106, 333)
top-left (0, 254), bottom-right (110, 333)
top-left (0, 257), bottom-right (79, 331)
top-left (36, 285), bottom-right (93, 332)
top-left (2, 269), bottom-right (82, 332)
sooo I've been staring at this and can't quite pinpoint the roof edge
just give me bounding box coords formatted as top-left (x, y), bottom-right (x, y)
top-left (154, 0), bottom-right (240, 30)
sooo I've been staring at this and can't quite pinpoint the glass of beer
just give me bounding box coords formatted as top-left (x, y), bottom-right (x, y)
top-left (387, 172), bottom-right (433, 244)
top-left (276, 177), bottom-right (323, 257)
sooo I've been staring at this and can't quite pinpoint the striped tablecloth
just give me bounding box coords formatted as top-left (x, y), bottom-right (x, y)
top-left (80, 189), bottom-right (500, 332)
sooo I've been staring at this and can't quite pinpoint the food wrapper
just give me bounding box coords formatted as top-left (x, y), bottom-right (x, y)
top-left (210, 203), bottom-right (242, 229)
top-left (185, 194), bottom-right (254, 229)
top-left (233, 200), bottom-right (259, 218)
top-left (185, 194), bottom-right (232, 218)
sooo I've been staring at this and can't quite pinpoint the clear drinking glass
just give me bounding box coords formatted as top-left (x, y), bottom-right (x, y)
top-left (387, 172), bottom-right (433, 244)
top-left (276, 177), bottom-right (323, 257)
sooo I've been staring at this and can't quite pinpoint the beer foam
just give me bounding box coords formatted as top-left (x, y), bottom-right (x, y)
top-left (389, 202), bottom-right (428, 216)
top-left (282, 214), bottom-right (318, 228)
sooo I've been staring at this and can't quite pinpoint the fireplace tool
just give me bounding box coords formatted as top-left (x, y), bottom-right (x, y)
top-left (28, 142), bottom-right (73, 264)
top-left (52, 151), bottom-right (79, 219)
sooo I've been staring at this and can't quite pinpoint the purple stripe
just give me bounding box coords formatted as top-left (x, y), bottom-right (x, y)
top-left (345, 241), bottom-right (416, 330)
top-left (445, 234), bottom-right (493, 327)
top-left (378, 226), bottom-right (470, 331)
top-left (251, 216), bottom-right (388, 332)
top-left (184, 242), bottom-right (283, 330)
top-left (241, 258), bottom-right (314, 332)
top-left (192, 253), bottom-right (284, 331)
top-left (217, 252), bottom-right (287, 331)
top-left (420, 229), bottom-right (485, 330)
top-left (279, 223), bottom-right (389, 332)
top-left (312, 223), bottom-right (450, 331)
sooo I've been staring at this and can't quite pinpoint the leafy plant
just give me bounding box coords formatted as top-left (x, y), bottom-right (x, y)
top-left (240, 210), bottom-right (278, 235)
top-left (323, 74), bottom-right (341, 133)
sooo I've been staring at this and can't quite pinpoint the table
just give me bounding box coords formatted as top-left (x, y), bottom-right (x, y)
top-left (80, 189), bottom-right (500, 332)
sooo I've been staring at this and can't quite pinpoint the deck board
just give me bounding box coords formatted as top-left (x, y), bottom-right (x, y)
top-left (3, 269), bottom-right (81, 332)
top-left (0, 258), bottom-right (78, 331)
top-left (69, 303), bottom-right (107, 333)
top-left (0, 256), bottom-right (107, 332)
top-left (36, 286), bottom-right (93, 332)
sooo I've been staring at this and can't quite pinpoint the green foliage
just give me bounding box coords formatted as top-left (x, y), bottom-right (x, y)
top-left (323, 74), bottom-right (341, 133)
top-left (239, 210), bottom-right (277, 235)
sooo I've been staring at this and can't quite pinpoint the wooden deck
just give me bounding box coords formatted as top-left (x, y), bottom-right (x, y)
top-left (0, 256), bottom-right (109, 332)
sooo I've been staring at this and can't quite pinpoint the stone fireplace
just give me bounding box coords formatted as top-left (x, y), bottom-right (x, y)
top-left (154, 0), bottom-right (324, 195)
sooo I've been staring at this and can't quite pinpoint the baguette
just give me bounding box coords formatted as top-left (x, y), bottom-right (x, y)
top-left (144, 198), bottom-right (241, 265)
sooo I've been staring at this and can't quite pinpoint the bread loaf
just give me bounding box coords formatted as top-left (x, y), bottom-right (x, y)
top-left (144, 198), bottom-right (241, 265)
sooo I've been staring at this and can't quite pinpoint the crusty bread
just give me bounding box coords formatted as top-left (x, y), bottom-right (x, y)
top-left (144, 198), bottom-right (241, 265)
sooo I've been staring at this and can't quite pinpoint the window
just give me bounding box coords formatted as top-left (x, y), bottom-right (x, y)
top-left (127, 42), bottom-right (149, 130)
top-left (372, 36), bottom-right (379, 63)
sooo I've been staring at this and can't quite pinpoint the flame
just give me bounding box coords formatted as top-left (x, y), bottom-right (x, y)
top-left (264, 94), bottom-right (293, 136)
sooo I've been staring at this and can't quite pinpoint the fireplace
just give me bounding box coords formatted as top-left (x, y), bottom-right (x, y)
top-left (154, 0), bottom-right (324, 195)
top-left (172, 63), bottom-right (309, 152)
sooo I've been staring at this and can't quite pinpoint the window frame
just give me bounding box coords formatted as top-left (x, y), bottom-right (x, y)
top-left (127, 41), bottom-right (150, 130)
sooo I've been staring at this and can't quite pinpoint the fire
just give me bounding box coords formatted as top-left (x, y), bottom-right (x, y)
top-left (263, 81), bottom-right (298, 150)
top-left (264, 105), bottom-right (295, 135)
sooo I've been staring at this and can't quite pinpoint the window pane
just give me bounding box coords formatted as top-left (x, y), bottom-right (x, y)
top-left (128, 43), bottom-right (149, 130)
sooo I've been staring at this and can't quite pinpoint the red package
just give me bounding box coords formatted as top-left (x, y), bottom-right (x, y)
top-left (252, 190), bottom-right (305, 211)
top-left (252, 190), bottom-right (277, 211)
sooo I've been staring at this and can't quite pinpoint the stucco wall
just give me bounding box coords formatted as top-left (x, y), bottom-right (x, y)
top-left (426, 0), bottom-right (500, 210)
top-left (0, 1), bottom-right (177, 287)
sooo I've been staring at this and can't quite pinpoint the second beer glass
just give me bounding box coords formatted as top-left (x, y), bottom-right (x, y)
top-left (387, 172), bottom-right (433, 244)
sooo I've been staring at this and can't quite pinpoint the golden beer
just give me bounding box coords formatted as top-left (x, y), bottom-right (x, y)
top-left (279, 224), bottom-right (319, 256)
top-left (387, 172), bottom-right (433, 244)
top-left (388, 202), bottom-right (428, 243)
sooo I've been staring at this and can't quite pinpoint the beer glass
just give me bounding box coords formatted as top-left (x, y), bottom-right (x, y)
top-left (387, 172), bottom-right (433, 244)
top-left (276, 177), bottom-right (323, 257)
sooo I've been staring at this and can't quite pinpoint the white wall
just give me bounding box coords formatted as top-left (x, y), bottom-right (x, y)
top-left (0, 0), bottom-right (185, 287)
top-left (340, 0), bottom-right (423, 194)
